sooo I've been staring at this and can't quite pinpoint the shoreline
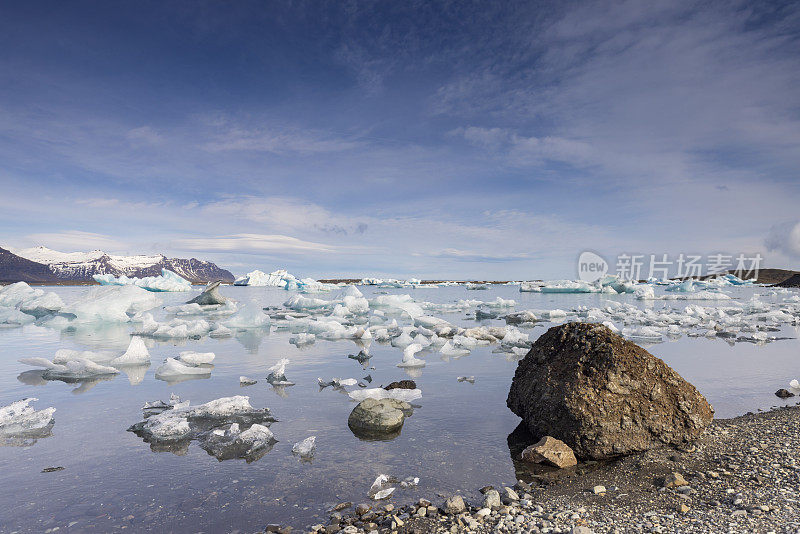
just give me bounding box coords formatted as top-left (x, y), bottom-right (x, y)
top-left (302, 405), bottom-right (800, 533)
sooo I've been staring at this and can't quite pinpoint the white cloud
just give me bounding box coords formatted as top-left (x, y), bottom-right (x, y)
top-left (23, 230), bottom-right (128, 252)
top-left (174, 233), bottom-right (337, 254)
top-left (765, 221), bottom-right (800, 259)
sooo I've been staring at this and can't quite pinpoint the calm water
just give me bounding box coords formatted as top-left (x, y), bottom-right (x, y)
top-left (0, 284), bottom-right (798, 532)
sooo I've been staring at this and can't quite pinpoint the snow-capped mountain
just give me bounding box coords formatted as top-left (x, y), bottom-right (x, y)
top-left (3, 246), bottom-right (234, 283)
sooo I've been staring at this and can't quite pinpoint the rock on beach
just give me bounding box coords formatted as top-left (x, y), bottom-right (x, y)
top-left (507, 322), bottom-right (714, 459)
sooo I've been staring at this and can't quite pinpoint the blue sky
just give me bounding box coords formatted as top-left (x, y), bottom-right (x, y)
top-left (1, 0), bottom-right (799, 279)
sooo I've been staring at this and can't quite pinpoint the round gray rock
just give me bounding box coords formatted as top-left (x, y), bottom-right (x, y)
top-left (348, 398), bottom-right (407, 434)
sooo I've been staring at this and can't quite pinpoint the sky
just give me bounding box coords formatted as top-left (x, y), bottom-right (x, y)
top-left (1, 0), bottom-right (799, 280)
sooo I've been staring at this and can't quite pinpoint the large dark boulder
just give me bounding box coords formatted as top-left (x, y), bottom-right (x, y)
top-left (507, 323), bottom-right (714, 459)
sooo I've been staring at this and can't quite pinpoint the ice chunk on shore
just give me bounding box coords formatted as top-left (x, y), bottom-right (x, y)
top-left (94, 269), bottom-right (192, 292)
top-left (348, 387), bottom-right (422, 402)
top-left (0, 398), bottom-right (55, 444)
top-left (110, 336), bottom-right (150, 365)
top-left (292, 435), bottom-right (316, 459)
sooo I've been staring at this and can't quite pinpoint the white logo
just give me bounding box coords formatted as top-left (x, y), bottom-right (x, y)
top-left (577, 251), bottom-right (608, 282)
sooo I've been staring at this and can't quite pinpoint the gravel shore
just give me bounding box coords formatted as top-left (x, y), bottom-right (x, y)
top-left (295, 405), bottom-right (800, 534)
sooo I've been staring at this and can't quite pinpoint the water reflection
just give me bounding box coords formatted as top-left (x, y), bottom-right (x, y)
top-left (16, 370), bottom-right (117, 394)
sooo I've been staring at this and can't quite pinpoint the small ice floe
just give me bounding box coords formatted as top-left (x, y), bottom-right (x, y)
top-left (457, 376), bottom-right (475, 384)
top-left (200, 423), bottom-right (276, 463)
top-left (397, 343), bottom-right (426, 368)
top-left (399, 476), bottom-right (420, 488)
top-left (466, 283), bottom-right (489, 290)
top-left (222, 302), bottom-right (270, 329)
top-left (290, 333), bottom-right (316, 346)
top-left (109, 336), bottom-right (150, 366)
top-left (128, 395), bottom-right (276, 462)
top-left (292, 435), bottom-right (316, 460)
top-left (19, 356), bottom-right (120, 380)
top-left (240, 376), bottom-right (258, 386)
top-left (348, 387), bottom-right (422, 403)
top-left (177, 351), bottom-right (215, 365)
top-left (369, 474), bottom-right (395, 500)
top-left (266, 359), bottom-right (295, 386)
top-left (154, 358), bottom-right (212, 382)
top-left (0, 398), bottom-right (55, 447)
top-left (348, 350), bottom-right (371, 365)
top-left (318, 377), bottom-right (358, 389)
top-left (790, 379), bottom-right (800, 390)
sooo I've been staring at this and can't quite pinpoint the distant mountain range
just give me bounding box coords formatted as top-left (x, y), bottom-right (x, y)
top-left (0, 246), bottom-right (234, 284)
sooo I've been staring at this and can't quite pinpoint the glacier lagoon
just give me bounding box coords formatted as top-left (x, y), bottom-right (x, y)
top-left (0, 283), bottom-right (799, 532)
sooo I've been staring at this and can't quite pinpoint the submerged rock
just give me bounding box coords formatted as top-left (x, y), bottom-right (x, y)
top-left (507, 323), bottom-right (714, 459)
top-left (520, 436), bottom-right (578, 468)
top-left (348, 398), bottom-right (408, 438)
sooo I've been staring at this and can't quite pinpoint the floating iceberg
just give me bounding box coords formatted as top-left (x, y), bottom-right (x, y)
top-left (348, 387), bottom-right (422, 402)
top-left (177, 351), bottom-right (215, 365)
top-left (62, 285), bottom-right (161, 323)
top-left (155, 358), bottom-right (212, 381)
top-left (397, 343), bottom-right (426, 368)
top-left (0, 307), bottom-right (35, 326)
top-left (234, 269), bottom-right (292, 287)
top-left (0, 398), bottom-right (56, 446)
top-left (199, 422), bottom-right (276, 463)
top-left (540, 280), bottom-right (600, 293)
top-left (19, 356), bottom-right (120, 380)
top-left (94, 269), bottom-right (192, 292)
top-left (0, 282), bottom-right (64, 319)
top-left (234, 269), bottom-right (336, 292)
top-left (266, 359), bottom-right (295, 386)
top-left (110, 336), bottom-right (150, 365)
top-left (240, 376), bottom-right (258, 386)
top-left (290, 333), bottom-right (316, 346)
top-left (222, 303), bottom-right (269, 329)
top-left (292, 435), bottom-right (316, 459)
top-left (128, 395), bottom-right (276, 461)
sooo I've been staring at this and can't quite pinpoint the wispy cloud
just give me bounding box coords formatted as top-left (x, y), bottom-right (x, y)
top-left (174, 233), bottom-right (337, 254)
top-left (23, 231), bottom-right (129, 252)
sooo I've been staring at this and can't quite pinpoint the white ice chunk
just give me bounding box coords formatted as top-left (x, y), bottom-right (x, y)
top-left (223, 303), bottom-right (269, 329)
top-left (0, 398), bottom-right (55, 437)
top-left (397, 343), bottom-right (426, 368)
top-left (178, 351), bottom-right (215, 365)
top-left (110, 336), bottom-right (150, 365)
top-left (292, 435), bottom-right (316, 458)
top-left (348, 387), bottom-right (422, 402)
top-left (155, 358), bottom-right (212, 379)
top-left (94, 268), bottom-right (192, 292)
